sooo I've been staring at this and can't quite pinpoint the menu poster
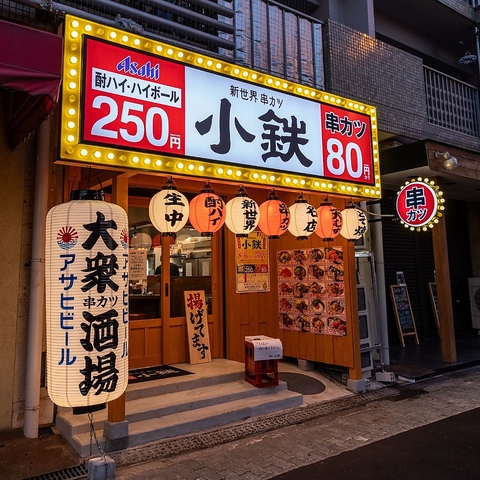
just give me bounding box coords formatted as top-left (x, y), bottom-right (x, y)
top-left (129, 248), bottom-right (147, 281)
top-left (235, 232), bottom-right (270, 293)
top-left (277, 247), bottom-right (346, 336)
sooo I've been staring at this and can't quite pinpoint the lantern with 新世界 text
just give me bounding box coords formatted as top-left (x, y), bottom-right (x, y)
top-left (315, 198), bottom-right (343, 241)
top-left (340, 203), bottom-right (368, 241)
top-left (287, 193), bottom-right (318, 240)
top-left (149, 177), bottom-right (190, 237)
top-left (225, 186), bottom-right (259, 237)
top-left (45, 189), bottom-right (129, 412)
top-left (189, 181), bottom-right (226, 236)
top-left (258, 189), bottom-right (290, 239)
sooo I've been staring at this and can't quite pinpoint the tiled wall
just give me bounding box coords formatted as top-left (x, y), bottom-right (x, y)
top-left (324, 20), bottom-right (480, 151)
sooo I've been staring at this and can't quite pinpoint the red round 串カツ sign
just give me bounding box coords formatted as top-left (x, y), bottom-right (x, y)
top-left (396, 181), bottom-right (438, 228)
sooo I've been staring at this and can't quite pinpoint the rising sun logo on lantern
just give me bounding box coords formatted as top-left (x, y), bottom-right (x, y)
top-left (56, 226), bottom-right (78, 250)
top-left (120, 227), bottom-right (129, 249)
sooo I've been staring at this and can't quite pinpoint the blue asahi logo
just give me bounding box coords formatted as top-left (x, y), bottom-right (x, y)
top-left (116, 55), bottom-right (160, 80)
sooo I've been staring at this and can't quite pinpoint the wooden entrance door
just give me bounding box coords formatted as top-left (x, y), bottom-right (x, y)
top-left (129, 214), bottom-right (224, 369)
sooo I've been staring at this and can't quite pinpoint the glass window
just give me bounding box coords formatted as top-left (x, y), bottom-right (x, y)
top-left (128, 205), bottom-right (212, 318)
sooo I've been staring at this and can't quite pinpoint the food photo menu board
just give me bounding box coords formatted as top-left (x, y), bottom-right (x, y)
top-left (277, 247), bottom-right (346, 336)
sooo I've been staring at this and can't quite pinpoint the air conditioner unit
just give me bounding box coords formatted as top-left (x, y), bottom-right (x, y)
top-left (357, 284), bottom-right (374, 377)
top-left (468, 278), bottom-right (480, 329)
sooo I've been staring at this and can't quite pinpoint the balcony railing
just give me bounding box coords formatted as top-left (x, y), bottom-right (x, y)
top-left (424, 66), bottom-right (480, 137)
top-left (1, 0), bottom-right (323, 88)
top-left (234, 0), bottom-right (324, 89)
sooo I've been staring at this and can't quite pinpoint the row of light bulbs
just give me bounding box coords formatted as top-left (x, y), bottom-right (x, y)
top-left (64, 141), bottom-right (382, 197)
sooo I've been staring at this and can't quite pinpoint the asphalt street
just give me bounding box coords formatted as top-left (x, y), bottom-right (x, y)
top-left (272, 407), bottom-right (480, 480)
top-left (114, 366), bottom-right (480, 479)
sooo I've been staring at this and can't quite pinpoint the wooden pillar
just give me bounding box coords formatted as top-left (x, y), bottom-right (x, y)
top-left (432, 204), bottom-right (457, 363)
top-left (108, 175), bottom-right (129, 423)
top-left (161, 234), bottom-right (171, 364)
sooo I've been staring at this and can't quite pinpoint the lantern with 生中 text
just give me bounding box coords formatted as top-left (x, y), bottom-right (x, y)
top-left (189, 181), bottom-right (226, 236)
top-left (149, 177), bottom-right (190, 237)
top-left (287, 193), bottom-right (318, 240)
top-left (258, 189), bottom-right (290, 239)
top-left (225, 186), bottom-right (259, 237)
top-left (45, 189), bottom-right (129, 412)
top-left (340, 203), bottom-right (368, 241)
top-left (315, 199), bottom-right (343, 241)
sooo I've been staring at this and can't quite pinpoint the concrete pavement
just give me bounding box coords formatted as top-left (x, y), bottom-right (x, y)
top-left (112, 365), bottom-right (480, 479)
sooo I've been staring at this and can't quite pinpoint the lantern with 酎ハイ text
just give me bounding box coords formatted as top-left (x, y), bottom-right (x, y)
top-left (315, 198), bottom-right (343, 241)
top-left (258, 189), bottom-right (290, 239)
top-left (45, 189), bottom-right (129, 412)
top-left (149, 177), bottom-right (190, 236)
top-left (189, 181), bottom-right (226, 236)
top-left (340, 203), bottom-right (368, 241)
top-left (225, 186), bottom-right (259, 237)
top-left (287, 193), bottom-right (318, 240)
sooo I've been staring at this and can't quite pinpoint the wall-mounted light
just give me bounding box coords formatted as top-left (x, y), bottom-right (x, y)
top-left (435, 151), bottom-right (460, 170)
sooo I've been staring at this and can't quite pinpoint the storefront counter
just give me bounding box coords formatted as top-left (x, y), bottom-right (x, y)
top-left (129, 294), bottom-right (160, 319)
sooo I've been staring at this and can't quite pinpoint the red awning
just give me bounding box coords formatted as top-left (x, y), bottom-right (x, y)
top-left (0, 19), bottom-right (63, 148)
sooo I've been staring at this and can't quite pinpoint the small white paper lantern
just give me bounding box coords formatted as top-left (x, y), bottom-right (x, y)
top-left (287, 194), bottom-right (318, 240)
top-left (225, 186), bottom-right (259, 237)
top-left (340, 204), bottom-right (368, 241)
top-left (149, 177), bottom-right (190, 236)
top-left (130, 232), bottom-right (152, 250)
top-left (45, 190), bottom-right (129, 412)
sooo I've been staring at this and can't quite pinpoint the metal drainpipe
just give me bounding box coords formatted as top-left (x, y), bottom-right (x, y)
top-left (474, 24), bottom-right (480, 155)
top-left (23, 118), bottom-right (51, 438)
top-left (369, 202), bottom-right (390, 365)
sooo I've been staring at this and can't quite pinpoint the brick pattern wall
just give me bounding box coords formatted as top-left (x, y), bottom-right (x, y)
top-left (324, 21), bottom-right (427, 137)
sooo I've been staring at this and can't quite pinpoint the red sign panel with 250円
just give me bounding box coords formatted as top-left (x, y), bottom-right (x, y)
top-left (83, 38), bottom-right (186, 155)
top-left (396, 181), bottom-right (438, 228)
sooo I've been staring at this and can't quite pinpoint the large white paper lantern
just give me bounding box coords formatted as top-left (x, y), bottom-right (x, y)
top-left (149, 177), bottom-right (189, 236)
top-left (189, 181), bottom-right (226, 237)
top-left (340, 204), bottom-right (368, 241)
top-left (258, 189), bottom-right (290, 239)
top-left (225, 186), bottom-right (259, 237)
top-left (287, 194), bottom-right (318, 240)
top-left (45, 190), bottom-right (129, 412)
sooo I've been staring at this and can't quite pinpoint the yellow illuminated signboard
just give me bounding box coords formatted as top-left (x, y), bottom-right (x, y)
top-left (60, 15), bottom-right (381, 199)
